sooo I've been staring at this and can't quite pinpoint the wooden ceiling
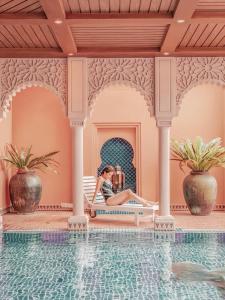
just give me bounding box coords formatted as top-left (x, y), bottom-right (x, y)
top-left (0, 0), bottom-right (225, 57)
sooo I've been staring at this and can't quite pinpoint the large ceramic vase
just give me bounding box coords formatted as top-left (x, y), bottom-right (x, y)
top-left (9, 169), bottom-right (42, 213)
top-left (183, 171), bottom-right (217, 216)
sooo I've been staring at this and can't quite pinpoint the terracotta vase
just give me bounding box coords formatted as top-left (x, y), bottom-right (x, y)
top-left (183, 171), bottom-right (217, 215)
top-left (9, 169), bottom-right (42, 213)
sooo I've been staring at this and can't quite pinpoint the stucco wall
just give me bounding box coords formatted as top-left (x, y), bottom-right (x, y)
top-left (84, 84), bottom-right (158, 202)
top-left (12, 87), bottom-right (72, 206)
top-left (171, 84), bottom-right (225, 206)
top-left (1, 82), bottom-right (225, 209)
top-left (0, 111), bottom-right (12, 212)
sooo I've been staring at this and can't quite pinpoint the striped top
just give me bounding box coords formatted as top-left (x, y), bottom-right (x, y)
top-left (101, 180), bottom-right (114, 200)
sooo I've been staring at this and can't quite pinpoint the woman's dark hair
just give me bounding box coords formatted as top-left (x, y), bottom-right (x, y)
top-left (101, 165), bottom-right (114, 175)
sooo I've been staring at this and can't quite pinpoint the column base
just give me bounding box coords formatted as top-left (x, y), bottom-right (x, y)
top-left (154, 215), bottom-right (175, 231)
top-left (154, 231), bottom-right (175, 242)
top-left (68, 215), bottom-right (89, 231)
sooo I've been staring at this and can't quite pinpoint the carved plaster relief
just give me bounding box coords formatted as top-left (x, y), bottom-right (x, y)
top-left (0, 58), bottom-right (67, 115)
top-left (88, 58), bottom-right (154, 115)
top-left (176, 57), bottom-right (225, 110)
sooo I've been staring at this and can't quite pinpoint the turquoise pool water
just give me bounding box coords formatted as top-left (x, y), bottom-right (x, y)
top-left (0, 230), bottom-right (225, 300)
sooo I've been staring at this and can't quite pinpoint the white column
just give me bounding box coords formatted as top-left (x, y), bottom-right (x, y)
top-left (72, 124), bottom-right (84, 215)
top-left (68, 120), bottom-right (88, 230)
top-left (154, 123), bottom-right (175, 231)
top-left (154, 57), bottom-right (176, 231)
top-left (159, 126), bottom-right (170, 216)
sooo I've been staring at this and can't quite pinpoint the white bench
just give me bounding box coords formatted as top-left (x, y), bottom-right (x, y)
top-left (83, 176), bottom-right (159, 226)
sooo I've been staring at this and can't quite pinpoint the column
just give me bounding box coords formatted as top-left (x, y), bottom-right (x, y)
top-left (159, 126), bottom-right (170, 216)
top-left (154, 57), bottom-right (176, 231)
top-left (67, 57), bottom-right (88, 230)
top-left (68, 120), bottom-right (88, 230)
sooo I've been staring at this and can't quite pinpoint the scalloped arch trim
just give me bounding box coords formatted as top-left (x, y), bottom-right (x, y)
top-left (177, 79), bottom-right (225, 110)
top-left (88, 80), bottom-right (154, 117)
top-left (1, 81), bottom-right (66, 119)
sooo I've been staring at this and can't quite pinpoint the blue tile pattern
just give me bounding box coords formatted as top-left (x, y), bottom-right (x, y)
top-left (0, 231), bottom-right (225, 299)
top-left (98, 137), bottom-right (136, 192)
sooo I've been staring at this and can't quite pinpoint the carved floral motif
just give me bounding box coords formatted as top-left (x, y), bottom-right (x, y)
top-left (0, 58), bottom-right (67, 113)
top-left (88, 58), bottom-right (154, 114)
top-left (176, 57), bottom-right (225, 106)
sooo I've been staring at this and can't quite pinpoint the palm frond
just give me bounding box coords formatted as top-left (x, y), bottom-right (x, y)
top-left (1, 144), bottom-right (59, 173)
top-left (171, 137), bottom-right (225, 172)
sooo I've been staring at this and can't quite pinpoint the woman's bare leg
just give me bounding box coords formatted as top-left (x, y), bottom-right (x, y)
top-left (106, 189), bottom-right (155, 206)
top-left (106, 190), bottom-right (130, 206)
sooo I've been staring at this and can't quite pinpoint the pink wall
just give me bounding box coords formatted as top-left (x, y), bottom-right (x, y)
top-left (171, 84), bottom-right (225, 206)
top-left (84, 84), bottom-right (159, 202)
top-left (0, 112), bottom-right (12, 211)
top-left (1, 82), bottom-right (225, 210)
top-left (12, 87), bottom-right (72, 206)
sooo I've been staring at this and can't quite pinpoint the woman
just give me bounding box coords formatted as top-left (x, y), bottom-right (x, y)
top-left (92, 165), bottom-right (156, 206)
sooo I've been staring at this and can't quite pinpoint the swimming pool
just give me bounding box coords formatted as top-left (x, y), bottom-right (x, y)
top-left (0, 230), bottom-right (225, 300)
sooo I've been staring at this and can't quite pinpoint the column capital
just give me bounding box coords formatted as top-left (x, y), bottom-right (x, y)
top-left (156, 119), bottom-right (172, 127)
top-left (69, 119), bottom-right (85, 127)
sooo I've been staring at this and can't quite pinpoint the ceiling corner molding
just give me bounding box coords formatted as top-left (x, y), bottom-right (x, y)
top-left (0, 58), bottom-right (67, 115)
top-left (87, 58), bottom-right (154, 116)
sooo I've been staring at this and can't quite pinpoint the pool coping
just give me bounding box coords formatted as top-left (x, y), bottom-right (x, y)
top-left (2, 228), bottom-right (225, 234)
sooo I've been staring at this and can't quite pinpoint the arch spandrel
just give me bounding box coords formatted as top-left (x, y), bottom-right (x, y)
top-left (87, 58), bottom-right (154, 116)
top-left (0, 58), bottom-right (67, 117)
top-left (176, 57), bottom-right (225, 114)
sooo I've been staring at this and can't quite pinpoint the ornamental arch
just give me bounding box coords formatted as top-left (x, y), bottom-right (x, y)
top-left (0, 58), bottom-right (67, 119)
top-left (87, 58), bottom-right (155, 117)
top-left (176, 57), bottom-right (225, 115)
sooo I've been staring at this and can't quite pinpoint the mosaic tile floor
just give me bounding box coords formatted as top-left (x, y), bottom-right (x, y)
top-left (1, 231), bottom-right (225, 299)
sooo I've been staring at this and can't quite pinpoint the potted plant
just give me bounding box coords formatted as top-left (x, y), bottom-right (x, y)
top-left (1, 144), bottom-right (59, 213)
top-left (171, 136), bottom-right (225, 215)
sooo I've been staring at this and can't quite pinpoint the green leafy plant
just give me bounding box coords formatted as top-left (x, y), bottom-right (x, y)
top-left (170, 136), bottom-right (225, 172)
top-left (1, 144), bottom-right (59, 173)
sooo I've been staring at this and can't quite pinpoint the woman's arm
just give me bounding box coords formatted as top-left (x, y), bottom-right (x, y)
top-left (92, 177), bottom-right (103, 203)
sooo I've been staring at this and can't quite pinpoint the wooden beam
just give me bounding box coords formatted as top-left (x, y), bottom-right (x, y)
top-left (191, 11), bottom-right (225, 23)
top-left (39, 0), bottom-right (77, 54)
top-left (176, 47), bottom-right (225, 56)
top-left (67, 11), bottom-right (172, 21)
top-left (77, 47), bottom-right (161, 57)
top-left (0, 48), bottom-right (65, 58)
top-left (161, 0), bottom-right (198, 53)
top-left (0, 13), bottom-right (48, 25)
top-left (0, 46), bottom-right (225, 58)
top-left (1, 11), bottom-right (225, 26)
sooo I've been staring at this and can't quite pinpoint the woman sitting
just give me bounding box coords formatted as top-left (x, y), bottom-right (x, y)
top-left (92, 165), bottom-right (156, 207)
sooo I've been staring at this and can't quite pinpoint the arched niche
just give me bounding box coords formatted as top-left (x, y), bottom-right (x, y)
top-left (12, 86), bottom-right (72, 207)
top-left (84, 83), bottom-right (158, 201)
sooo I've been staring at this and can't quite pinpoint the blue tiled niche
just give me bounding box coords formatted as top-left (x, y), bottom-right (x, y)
top-left (98, 137), bottom-right (136, 192)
